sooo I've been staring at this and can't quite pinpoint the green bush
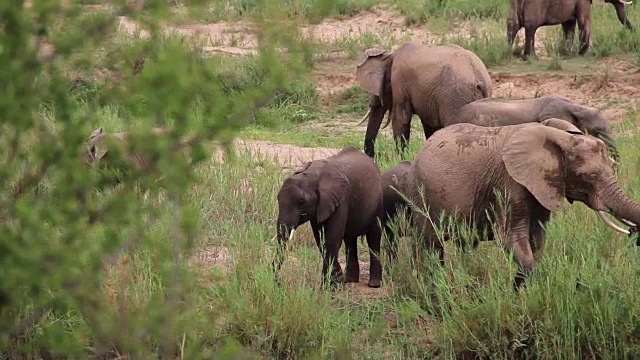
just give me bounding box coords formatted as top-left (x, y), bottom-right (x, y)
top-left (0, 0), bottom-right (334, 358)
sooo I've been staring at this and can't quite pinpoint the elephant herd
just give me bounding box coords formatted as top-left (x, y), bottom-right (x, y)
top-left (273, 40), bottom-right (640, 290)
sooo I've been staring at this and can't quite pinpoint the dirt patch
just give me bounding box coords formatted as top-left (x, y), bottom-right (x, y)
top-left (302, 6), bottom-right (406, 41)
top-left (116, 6), bottom-right (456, 58)
top-left (234, 139), bottom-right (340, 168)
top-left (490, 70), bottom-right (640, 125)
top-left (190, 241), bottom-right (389, 300)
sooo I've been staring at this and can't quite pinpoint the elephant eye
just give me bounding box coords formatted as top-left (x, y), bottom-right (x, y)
top-left (297, 198), bottom-right (305, 206)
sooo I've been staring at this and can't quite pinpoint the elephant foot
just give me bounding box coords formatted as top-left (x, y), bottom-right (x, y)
top-left (345, 274), bottom-right (359, 283)
top-left (367, 278), bottom-right (381, 288)
top-left (322, 268), bottom-right (345, 290)
top-left (345, 263), bottom-right (360, 283)
top-left (368, 261), bottom-right (383, 288)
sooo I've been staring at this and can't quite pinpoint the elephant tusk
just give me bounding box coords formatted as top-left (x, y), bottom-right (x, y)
top-left (288, 228), bottom-right (296, 242)
top-left (597, 210), bottom-right (630, 235)
top-left (356, 108), bottom-right (371, 126)
top-left (381, 111), bottom-right (391, 130)
top-left (619, 0), bottom-right (632, 5)
top-left (618, 218), bottom-right (637, 227)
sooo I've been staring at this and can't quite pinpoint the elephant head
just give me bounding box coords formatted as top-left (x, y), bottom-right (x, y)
top-left (82, 127), bottom-right (172, 166)
top-left (354, 48), bottom-right (395, 132)
top-left (275, 160), bottom-right (350, 245)
top-left (83, 127), bottom-right (113, 164)
top-left (604, 0), bottom-right (635, 31)
top-left (548, 99), bottom-right (619, 162)
top-left (503, 122), bottom-right (640, 234)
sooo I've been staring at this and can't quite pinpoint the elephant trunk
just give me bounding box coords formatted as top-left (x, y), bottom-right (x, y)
top-left (599, 178), bottom-right (640, 234)
top-left (608, 0), bottom-right (635, 31)
top-left (272, 215), bottom-right (299, 273)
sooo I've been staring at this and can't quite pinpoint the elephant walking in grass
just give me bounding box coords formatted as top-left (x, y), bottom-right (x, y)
top-left (449, 95), bottom-right (619, 161)
top-left (508, 0), bottom-right (635, 58)
top-left (402, 118), bottom-right (640, 289)
top-left (273, 146), bottom-right (384, 288)
top-left (355, 41), bottom-right (492, 158)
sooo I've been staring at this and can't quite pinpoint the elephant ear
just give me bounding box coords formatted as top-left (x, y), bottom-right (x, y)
top-left (316, 162), bottom-right (351, 224)
top-left (566, 103), bottom-right (604, 133)
top-left (293, 161), bottom-right (312, 174)
top-left (86, 131), bottom-right (110, 162)
top-left (541, 118), bottom-right (583, 135)
top-left (355, 48), bottom-right (389, 99)
top-left (502, 126), bottom-right (567, 211)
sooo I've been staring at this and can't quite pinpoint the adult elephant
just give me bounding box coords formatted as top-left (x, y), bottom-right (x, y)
top-left (273, 146), bottom-right (384, 288)
top-left (355, 41), bottom-right (492, 158)
top-left (507, 0), bottom-right (635, 58)
top-left (449, 95), bottom-right (619, 161)
top-left (402, 118), bottom-right (640, 289)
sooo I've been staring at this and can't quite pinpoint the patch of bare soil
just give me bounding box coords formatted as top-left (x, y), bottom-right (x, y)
top-left (190, 241), bottom-right (389, 301)
top-left (116, 6), bottom-right (458, 58)
top-left (234, 139), bottom-right (340, 169)
top-left (491, 70), bottom-right (639, 125)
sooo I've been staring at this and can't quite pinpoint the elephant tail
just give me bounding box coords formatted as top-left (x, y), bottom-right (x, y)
top-left (476, 81), bottom-right (491, 99)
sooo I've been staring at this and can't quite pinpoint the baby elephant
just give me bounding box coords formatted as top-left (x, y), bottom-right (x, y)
top-left (381, 160), bottom-right (412, 260)
top-left (273, 146), bottom-right (384, 288)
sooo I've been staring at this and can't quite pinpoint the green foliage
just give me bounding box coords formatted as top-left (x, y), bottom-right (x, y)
top-left (0, 0), bottom-right (333, 358)
top-left (4, 0), bottom-right (640, 358)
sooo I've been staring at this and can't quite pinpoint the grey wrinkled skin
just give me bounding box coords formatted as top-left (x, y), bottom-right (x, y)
top-left (507, 0), bottom-right (635, 58)
top-left (355, 41), bottom-right (492, 158)
top-left (273, 146), bottom-right (385, 289)
top-left (404, 119), bottom-right (640, 289)
top-left (448, 95), bottom-right (619, 161)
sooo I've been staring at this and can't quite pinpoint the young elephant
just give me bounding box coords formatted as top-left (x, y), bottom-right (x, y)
top-left (381, 160), bottom-right (413, 259)
top-left (448, 95), bottom-right (619, 161)
top-left (273, 146), bottom-right (384, 288)
top-left (404, 118), bottom-right (640, 288)
top-left (508, 0), bottom-right (634, 58)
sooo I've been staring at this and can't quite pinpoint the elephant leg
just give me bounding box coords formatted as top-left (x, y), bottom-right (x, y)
top-left (413, 211), bottom-right (444, 266)
top-left (391, 102), bottom-right (413, 158)
top-left (577, 15), bottom-right (591, 56)
top-left (311, 220), bottom-right (323, 252)
top-left (504, 210), bottom-right (535, 290)
top-left (365, 220), bottom-right (383, 288)
top-left (344, 236), bottom-right (360, 283)
top-left (529, 211), bottom-right (550, 261)
top-left (383, 219), bottom-right (398, 264)
top-left (363, 96), bottom-right (387, 158)
top-left (507, 19), bottom-right (520, 48)
top-left (523, 25), bottom-right (537, 59)
top-left (561, 19), bottom-right (577, 56)
top-left (317, 213), bottom-right (347, 287)
top-left (422, 124), bottom-right (438, 142)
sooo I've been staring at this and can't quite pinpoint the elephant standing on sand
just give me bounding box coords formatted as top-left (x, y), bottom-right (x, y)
top-left (449, 95), bottom-right (619, 161)
top-left (355, 41), bottom-right (492, 158)
top-left (508, 0), bottom-right (635, 58)
top-left (273, 146), bottom-right (384, 288)
top-left (402, 118), bottom-right (640, 288)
